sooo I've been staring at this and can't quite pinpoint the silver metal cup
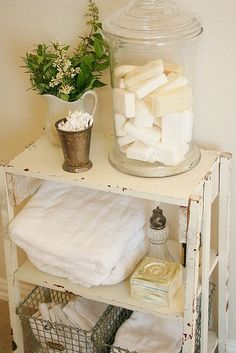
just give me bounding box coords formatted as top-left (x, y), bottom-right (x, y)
top-left (55, 118), bottom-right (93, 173)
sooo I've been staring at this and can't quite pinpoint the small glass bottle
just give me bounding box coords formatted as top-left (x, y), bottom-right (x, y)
top-left (147, 206), bottom-right (173, 261)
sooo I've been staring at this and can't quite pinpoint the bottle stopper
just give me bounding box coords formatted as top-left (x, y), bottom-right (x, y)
top-left (149, 206), bottom-right (166, 230)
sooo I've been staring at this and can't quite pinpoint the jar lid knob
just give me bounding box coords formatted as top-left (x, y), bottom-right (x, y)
top-left (150, 206), bottom-right (166, 230)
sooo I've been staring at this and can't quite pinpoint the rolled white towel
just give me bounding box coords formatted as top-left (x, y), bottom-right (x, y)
top-left (39, 303), bottom-right (50, 321)
top-left (74, 298), bottom-right (108, 328)
top-left (49, 307), bottom-right (57, 323)
top-left (52, 303), bottom-right (76, 327)
top-left (63, 302), bottom-right (91, 331)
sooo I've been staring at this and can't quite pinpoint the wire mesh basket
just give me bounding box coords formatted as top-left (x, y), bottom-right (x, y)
top-left (91, 283), bottom-right (216, 353)
top-left (16, 286), bottom-right (96, 353)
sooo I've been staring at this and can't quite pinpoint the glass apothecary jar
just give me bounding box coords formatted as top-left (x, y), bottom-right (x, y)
top-left (103, 0), bottom-right (203, 177)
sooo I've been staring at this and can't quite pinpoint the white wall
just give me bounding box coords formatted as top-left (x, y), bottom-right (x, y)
top-left (0, 0), bottom-right (236, 343)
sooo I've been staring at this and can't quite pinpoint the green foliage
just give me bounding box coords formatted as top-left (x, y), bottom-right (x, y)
top-left (22, 0), bottom-right (110, 101)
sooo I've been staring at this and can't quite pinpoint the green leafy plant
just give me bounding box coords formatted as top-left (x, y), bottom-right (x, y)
top-left (22, 0), bottom-right (109, 101)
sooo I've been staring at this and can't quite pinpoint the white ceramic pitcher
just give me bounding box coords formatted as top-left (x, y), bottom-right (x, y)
top-left (43, 90), bottom-right (97, 146)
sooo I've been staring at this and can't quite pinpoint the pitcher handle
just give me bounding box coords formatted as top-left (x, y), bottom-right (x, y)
top-left (81, 90), bottom-right (98, 117)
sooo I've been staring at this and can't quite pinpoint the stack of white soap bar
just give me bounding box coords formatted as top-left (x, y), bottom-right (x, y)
top-left (112, 59), bottom-right (194, 166)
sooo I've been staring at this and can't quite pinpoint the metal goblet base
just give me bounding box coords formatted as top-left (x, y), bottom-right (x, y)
top-left (62, 160), bottom-right (93, 173)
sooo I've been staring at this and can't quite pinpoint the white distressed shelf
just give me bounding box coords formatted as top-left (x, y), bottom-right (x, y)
top-left (1, 132), bottom-right (231, 353)
top-left (15, 247), bottom-right (218, 321)
top-left (5, 133), bottom-right (220, 206)
top-left (16, 260), bottom-right (184, 320)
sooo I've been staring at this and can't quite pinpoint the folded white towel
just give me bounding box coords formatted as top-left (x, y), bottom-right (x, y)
top-left (22, 229), bottom-right (148, 287)
top-left (113, 311), bottom-right (182, 353)
top-left (9, 181), bottom-right (150, 275)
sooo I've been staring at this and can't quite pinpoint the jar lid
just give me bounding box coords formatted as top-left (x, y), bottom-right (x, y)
top-left (102, 0), bottom-right (203, 44)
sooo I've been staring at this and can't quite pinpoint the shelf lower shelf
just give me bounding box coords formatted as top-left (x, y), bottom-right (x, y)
top-left (15, 248), bottom-right (218, 322)
top-left (15, 260), bottom-right (184, 320)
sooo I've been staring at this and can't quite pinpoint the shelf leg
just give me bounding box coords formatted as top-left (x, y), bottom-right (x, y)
top-left (218, 153), bottom-right (232, 353)
top-left (200, 171), bottom-right (213, 353)
top-left (182, 195), bottom-right (202, 353)
top-left (0, 169), bottom-right (24, 353)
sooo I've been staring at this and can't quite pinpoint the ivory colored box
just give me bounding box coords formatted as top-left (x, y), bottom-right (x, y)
top-left (130, 257), bottom-right (182, 307)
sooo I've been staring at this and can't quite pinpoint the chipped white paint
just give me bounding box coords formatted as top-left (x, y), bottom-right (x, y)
top-left (200, 171), bottom-right (213, 353)
top-left (182, 195), bottom-right (202, 353)
top-left (178, 206), bottom-right (188, 243)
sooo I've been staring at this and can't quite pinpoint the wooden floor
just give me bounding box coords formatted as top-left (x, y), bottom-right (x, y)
top-left (0, 299), bottom-right (12, 353)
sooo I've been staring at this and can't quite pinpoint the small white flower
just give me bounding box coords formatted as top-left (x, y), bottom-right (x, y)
top-left (59, 85), bottom-right (73, 95)
top-left (49, 77), bottom-right (60, 87)
top-left (56, 72), bottom-right (64, 81)
top-left (63, 59), bottom-right (72, 72)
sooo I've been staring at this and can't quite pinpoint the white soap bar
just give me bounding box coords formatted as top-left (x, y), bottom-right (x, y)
top-left (125, 60), bottom-right (164, 87)
top-left (117, 135), bottom-right (136, 147)
top-left (114, 65), bottom-right (139, 78)
top-left (125, 121), bottom-right (161, 146)
top-left (150, 143), bottom-right (189, 166)
top-left (144, 73), bottom-right (188, 105)
top-left (113, 88), bottom-right (136, 117)
top-left (114, 113), bottom-right (127, 137)
top-left (160, 75), bottom-right (188, 93)
top-left (126, 141), bottom-right (155, 162)
top-left (162, 109), bottom-right (193, 145)
top-left (164, 61), bottom-right (183, 75)
top-left (149, 86), bottom-right (193, 117)
top-left (133, 99), bottom-right (155, 128)
top-left (128, 73), bottom-right (168, 99)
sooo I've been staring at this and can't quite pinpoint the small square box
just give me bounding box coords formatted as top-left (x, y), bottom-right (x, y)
top-left (130, 256), bottom-right (183, 307)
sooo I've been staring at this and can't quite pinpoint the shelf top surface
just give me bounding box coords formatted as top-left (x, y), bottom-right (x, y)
top-left (4, 133), bottom-right (221, 206)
